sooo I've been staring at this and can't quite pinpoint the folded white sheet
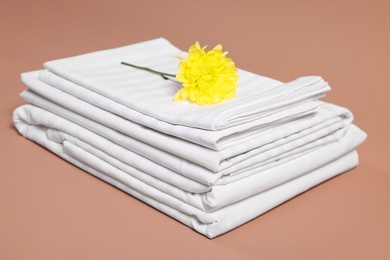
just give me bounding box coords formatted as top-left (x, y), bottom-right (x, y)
top-left (20, 89), bottom-right (354, 190)
top-left (43, 38), bottom-right (331, 130)
top-left (13, 104), bottom-right (364, 238)
top-left (21, 72), bottom-right (351, 175)
top-left (13, 104), bottom-right (367, 213)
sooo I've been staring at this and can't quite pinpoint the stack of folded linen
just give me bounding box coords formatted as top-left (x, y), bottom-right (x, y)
top-left (13, 38), bottom-right (367, 238)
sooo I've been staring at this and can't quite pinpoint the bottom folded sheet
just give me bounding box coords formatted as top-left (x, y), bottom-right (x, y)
top-left (13, 104), bottom-right (365, 238)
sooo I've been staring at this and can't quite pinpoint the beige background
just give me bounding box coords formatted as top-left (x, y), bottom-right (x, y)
top-left (1, 0), bottom-right (389, 259)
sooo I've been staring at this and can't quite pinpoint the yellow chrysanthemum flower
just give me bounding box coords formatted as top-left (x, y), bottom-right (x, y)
top-left (174, 42), bottom-right (239, 105)
top-left (121, 41), bottom-right (238, 105)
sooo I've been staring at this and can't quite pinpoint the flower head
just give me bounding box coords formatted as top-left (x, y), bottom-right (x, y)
top-left (174, 42), bottom-right (238, 105)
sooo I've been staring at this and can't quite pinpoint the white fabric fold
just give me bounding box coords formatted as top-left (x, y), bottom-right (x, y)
top-left (13, 104), bottom-right (367, 213)
top-left (13, 104), bottom-right (364, 238)
top-left (20, 72), bottom-right (351, 175)
top-left (43, 38), bottom-right (331, 130)
top-left (20, 89), bottom-right (356, 189)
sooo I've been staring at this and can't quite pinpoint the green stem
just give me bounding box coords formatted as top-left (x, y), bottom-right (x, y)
top-left (121, 61), bottom-right (176, 80)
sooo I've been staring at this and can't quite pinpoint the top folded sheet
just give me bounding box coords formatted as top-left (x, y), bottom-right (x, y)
top-left (44, 38), bottom-right (330, 130)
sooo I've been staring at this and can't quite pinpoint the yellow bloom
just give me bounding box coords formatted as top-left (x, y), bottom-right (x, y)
top-left (174, 42), bottom-right (238, 105)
